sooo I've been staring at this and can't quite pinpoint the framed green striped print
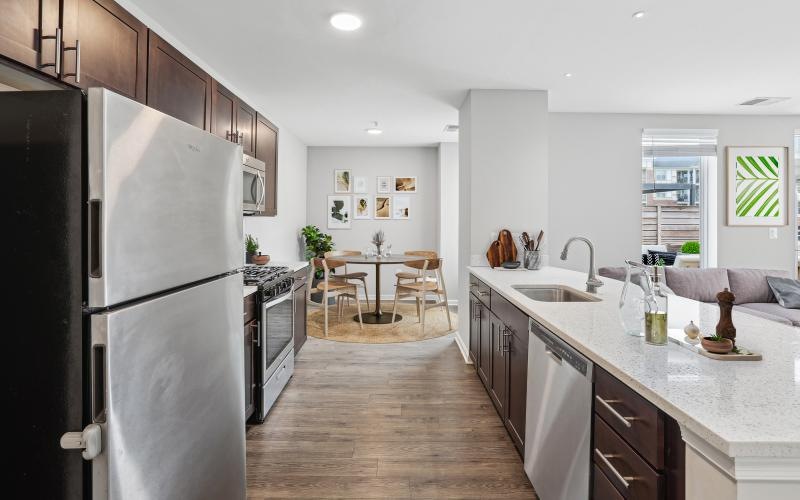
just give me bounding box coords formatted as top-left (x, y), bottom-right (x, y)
top-left (727, 146), bottom-right (789, 226)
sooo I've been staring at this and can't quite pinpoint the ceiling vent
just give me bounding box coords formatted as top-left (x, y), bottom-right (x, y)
top-left (739, 97), bottom-right (790, 106)
top-left (443, 124), bottom-right (459, 132)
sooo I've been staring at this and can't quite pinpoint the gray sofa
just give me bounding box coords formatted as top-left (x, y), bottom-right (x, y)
top-left (599, 266), bottom-right (798, 326)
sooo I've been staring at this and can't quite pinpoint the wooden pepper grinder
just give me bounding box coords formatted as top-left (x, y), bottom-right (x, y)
top-left (716, 288), bottom-right (737, 347)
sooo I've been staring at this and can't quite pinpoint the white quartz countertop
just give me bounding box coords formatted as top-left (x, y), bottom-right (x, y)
top-left (468, 265), bottom-right (800, 459)
top-left (243, 285), bottom-right (258, 298)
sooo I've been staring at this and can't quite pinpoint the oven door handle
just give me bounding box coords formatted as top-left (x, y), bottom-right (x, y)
top-left (262, 290), bottom-right (293, 309)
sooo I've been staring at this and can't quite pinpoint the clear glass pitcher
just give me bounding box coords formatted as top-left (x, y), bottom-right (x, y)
top-left (619, 260), bottom-right (653, 337)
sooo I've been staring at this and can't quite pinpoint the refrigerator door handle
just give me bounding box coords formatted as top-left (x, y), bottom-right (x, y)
top-left (89, 200), bottom-right (103, 278)
top-left (60, 423), bottom-right (102, 460)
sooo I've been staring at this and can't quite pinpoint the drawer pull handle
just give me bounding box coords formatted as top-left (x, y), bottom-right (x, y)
top-left (595, 395), bottom-right (635, 428)
top-left (594, 449), bottom-right (635, 489)
top-left (478, 290), bottom-right (490, 297)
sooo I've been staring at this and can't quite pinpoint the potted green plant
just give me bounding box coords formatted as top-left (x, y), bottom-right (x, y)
top-left (245, 234), bottom-right (259, 264)
top-left (680, 241), bottom-right (700, 254)
top-left (301, 225), bottom-right (334, 303)
top-left (701, 333), bottom-right (733, 354)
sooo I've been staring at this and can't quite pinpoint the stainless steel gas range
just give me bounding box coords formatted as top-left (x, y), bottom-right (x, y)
top-left (243, 265), bottom-right (294, 422)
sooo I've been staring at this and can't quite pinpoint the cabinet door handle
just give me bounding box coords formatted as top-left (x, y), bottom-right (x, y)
top-left (503, 328), bottom-right (512, 352)
top-left (595, 395), bottom-right (635, 428)
top-left (238, 132), bottom-right (244, 144)
top-left (226, 131), bottom-right (232, 141)
top-left (39, 28), bottom-right (62, 75)
top-left (594, 449), bottom-right (634, 489)
top-left (63, 39), bottom-right (81, 83)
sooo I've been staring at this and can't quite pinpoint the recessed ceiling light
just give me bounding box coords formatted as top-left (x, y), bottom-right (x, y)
top-left (564, 73), bottom-right (573, 78)
top-left (365, 121), bottom-right (383, 135)
top-left (330, 13), bottom-right (362, 31)
top-left (632, 11), bottom-right (646, 19)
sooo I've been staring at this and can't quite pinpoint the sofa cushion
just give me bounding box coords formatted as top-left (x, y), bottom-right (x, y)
top-left (736, 303), bottom-right (800, 326)
top-left (664, 267), bottom-right (730, 303)
top-left (599, 266), bottom-right (626, 282)
top-left (766, 277), bottom-right (800, 309)
top-left (727, 268), bottom-right (788, 304)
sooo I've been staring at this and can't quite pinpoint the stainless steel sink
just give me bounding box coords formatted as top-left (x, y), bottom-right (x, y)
top-left (511, 285), bottom-right (601, 303)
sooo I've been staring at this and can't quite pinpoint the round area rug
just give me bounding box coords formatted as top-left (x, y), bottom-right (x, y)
top-left (307, 302), bottom-right (458, 344)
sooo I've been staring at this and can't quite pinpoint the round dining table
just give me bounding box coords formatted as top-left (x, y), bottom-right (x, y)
top-left (340, 254), bottom-right (425, 324)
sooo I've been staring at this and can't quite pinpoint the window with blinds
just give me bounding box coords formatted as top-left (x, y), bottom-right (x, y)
top-left (641, 129), bottom-right (718, 265)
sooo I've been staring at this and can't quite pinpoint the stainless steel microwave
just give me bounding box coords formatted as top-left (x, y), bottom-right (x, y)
top-left (243, 154), bottom-right (266, 215)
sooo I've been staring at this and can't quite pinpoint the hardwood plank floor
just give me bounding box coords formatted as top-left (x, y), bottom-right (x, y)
top-left (246, 334), bottom-right (537, 499)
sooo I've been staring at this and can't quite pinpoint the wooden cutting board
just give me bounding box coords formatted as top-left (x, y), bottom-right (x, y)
top-left (498, 229), bottom-right (517, 263)
top-left (486, 240), bottom-right (502, 268)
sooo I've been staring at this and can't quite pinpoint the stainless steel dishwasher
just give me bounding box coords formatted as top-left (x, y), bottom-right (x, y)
top-left (524, 318), bottom-right (593, 500)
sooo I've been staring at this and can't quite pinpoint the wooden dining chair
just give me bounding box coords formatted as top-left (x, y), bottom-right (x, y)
top-left (306, 258), bottom-right (364, 336)
top-left (391, 255), bottom-right (452, 332)
top-left (395, 251), bottom-right (437, 317)
top-left (324, 250), bottom-right (370, 309)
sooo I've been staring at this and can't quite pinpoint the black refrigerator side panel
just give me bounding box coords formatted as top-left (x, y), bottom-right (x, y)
top-left (1, 90), bottom-right (85, 499)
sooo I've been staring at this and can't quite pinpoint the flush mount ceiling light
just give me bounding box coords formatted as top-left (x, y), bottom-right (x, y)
top-left (330, 13), bottom-right (362, 31)
top-left (564, 72), bottom-right (573, 78)
top-left (632, 11), bottom-right (646, 19)
top-left (365, 122), bottom-right (383, 135)
top-left (443, 124), bottom-right (459, 132)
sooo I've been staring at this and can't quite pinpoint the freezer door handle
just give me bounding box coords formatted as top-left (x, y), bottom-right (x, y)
top-left (60, 424), bottom-right (102, 460)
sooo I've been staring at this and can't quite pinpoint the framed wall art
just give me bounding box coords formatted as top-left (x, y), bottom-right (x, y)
top-left (727, 146), bottom-right (788, 226)
top-left (327, 195), bottom-right (352, 229)
top-left (394, 176), bottom-right (417, 193)
top-left (374, 196), bottom-right (391, 219)
top-left (353, 195), bottom-right (371, 219)
top-left (377, 176), bottom-right (391, 193)
top-left (393, 195), bottom-right (410, 219)
top-left (334, 169), bottom-right (352, 193)
top-left (353, 176), bottom-right (368, 193)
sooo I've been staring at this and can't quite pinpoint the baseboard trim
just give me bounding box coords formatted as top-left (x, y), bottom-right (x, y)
top-left (452, 331), bottom-right (472, 364)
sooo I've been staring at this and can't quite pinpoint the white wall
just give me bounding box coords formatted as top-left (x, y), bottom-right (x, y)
top-left (244, 129), bottom-right (308, 261)
top-left (458, 90), bottom-right (549, 352)
top-left (438, 142), bottom-right (459, 302)
top-left (306, 147), bottom-right (440, 298)
top-left (548, 113), bottom-right (800, 275)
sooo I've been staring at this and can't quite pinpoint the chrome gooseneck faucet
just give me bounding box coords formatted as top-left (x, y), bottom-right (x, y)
top-left (560, 236), bottom-right (604, 293)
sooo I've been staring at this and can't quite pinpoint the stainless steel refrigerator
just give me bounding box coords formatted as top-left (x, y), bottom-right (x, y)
top-left (4, 88), bottom-right (246, 499)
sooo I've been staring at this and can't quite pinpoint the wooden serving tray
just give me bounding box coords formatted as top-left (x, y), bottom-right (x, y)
top-left (698, 349), bottom-right (762, 361)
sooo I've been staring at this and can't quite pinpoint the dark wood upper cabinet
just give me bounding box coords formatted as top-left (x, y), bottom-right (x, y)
top-left (61, 0), bottom-right (147, 102)
top-left (0, 0), bottom-right (60, 77)
top-left (146, 31), bottom-right (211, 131)
top-left (211, 80), bottom-right (237, 141)
top-left (255, 113), bottom-right (278, 216)
top-left (237, 100), bottom-right (256, 157)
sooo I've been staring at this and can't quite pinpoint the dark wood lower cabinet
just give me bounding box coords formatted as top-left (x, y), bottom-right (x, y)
top-left (505, 326), bottom-right (527, 451)
top-left (593, 464), bottom-right (625, 500)
top-left (293, 270), bottom-right (307, 354)
top-left (244, 319), bottom-right (256, 420)
top-left (477, 300), bottom-right (492, 388)
top-left (488, 312), bottom-right (506, 416)
top-left (593, 365), bottom-right (685, 500)
top-left (469, 276), bottom-right (528, 457)
top-left (468, 294), bottom-right (480, 364)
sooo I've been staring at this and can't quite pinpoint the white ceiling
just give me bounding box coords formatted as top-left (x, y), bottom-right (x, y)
top-left (126, 0), bottom-right (800, 146)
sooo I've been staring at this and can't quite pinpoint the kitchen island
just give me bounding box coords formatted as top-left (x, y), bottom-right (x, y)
top-left (468, 265), bottom-right (800, 500)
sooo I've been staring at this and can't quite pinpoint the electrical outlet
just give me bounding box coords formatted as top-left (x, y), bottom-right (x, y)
top-left (769, 227), bottom-right (778, 239)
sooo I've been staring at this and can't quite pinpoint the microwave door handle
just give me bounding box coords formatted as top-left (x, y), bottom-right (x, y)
top-left (257, 171), bottom-right (266, 209)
